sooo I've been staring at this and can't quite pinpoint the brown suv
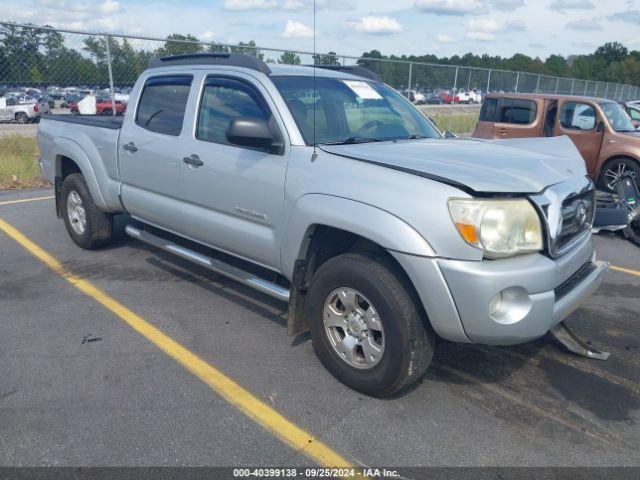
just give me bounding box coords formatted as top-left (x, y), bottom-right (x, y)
top-left (473, 93), bottom-right (640, 191)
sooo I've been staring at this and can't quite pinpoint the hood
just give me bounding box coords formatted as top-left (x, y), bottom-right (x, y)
top-left (320, 135), bottom-right (586, 194)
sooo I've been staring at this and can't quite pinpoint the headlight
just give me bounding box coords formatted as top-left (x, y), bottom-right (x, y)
top-left (448, 198), bottom-right (543, 258)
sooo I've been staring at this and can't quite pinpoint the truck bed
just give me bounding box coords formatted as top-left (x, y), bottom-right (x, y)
top-left (41, 114), bottom-right (123, 130)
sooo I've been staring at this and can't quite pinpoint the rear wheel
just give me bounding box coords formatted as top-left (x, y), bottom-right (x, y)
top-left (60, 173), bottom-right (113, 249)
top-left (307, 252), bottom-right (434, 397)
top-left (15, 112), bottom-right (28, 124)
top-left (597, 158), bottom-right (640, 192)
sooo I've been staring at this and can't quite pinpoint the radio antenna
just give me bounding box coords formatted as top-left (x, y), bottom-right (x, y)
top-left (312, 0), bottom-right (317, 159)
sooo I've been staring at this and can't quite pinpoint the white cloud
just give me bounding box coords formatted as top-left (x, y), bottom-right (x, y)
top-left (223, 0), bottom-right (278, 10)
top-left (566, 18), bottom-right (602, 30)
top-left (549, 0), bottom-right (595, 13)
top-left (466, 31), bottom-right (495, 41)
top-left (99, 0), bottom-right (120, 14)
top-left (436, 33), bottom-right (456, 43)
top-left (415, 0), bottom-right (483, 15)
top-left (462, 16), bottom-right (524, 41)
top-left (199, 30), bottom-right (216, 41)
top-left (281, 20), bottom-right (314, 38)
top-left (282, 0), bottom-right (307, 9)
top-left (346, 16), bottom-right (403, 34)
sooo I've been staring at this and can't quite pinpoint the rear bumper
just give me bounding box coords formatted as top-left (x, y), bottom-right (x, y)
top-left (392, 235), bottom-right (608, 345)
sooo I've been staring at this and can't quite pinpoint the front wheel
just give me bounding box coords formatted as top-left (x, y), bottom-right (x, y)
top-left (624, 209), bottom-right (640, 247)
top-left (307, 252), bottom-right (435, 397)
top-left (60, 173), bottom-right (113, 249)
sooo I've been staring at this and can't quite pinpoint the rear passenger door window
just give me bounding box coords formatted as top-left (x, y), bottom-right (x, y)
top-left (196, 77), bottom-right (271, 148)
top-left (136, 75), bottom-right (192, 136)
top-left (560, 102), bottom-right (596, 130)
top-left (497, 99), bottom-right (537, 125)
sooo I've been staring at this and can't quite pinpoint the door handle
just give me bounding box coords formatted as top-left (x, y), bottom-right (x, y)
top-left (123, 142), bottom-right (137, 152)
top-left (183, 154), bottom-right (203, 167)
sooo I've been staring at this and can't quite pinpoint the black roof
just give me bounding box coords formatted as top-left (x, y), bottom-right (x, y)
top-left (148, 53), bottom-right (271, 75)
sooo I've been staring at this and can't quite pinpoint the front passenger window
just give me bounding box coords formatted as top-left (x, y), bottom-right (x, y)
top-left (560, 102), bottom-right (596, 130)
top-left (197, 78), bottom-right (270, 146)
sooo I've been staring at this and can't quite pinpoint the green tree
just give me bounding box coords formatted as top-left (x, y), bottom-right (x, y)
top-left (278, 51), bottom-right (301, 65)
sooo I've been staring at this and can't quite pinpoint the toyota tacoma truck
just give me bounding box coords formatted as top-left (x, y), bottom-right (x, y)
top-left (38, 53), bottom-right (608, 396)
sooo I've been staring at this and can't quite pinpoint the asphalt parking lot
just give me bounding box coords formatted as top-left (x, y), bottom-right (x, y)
top-left (1, 187), bottom-right (639, 469)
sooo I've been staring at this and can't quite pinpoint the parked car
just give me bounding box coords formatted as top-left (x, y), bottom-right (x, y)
top-left (440, 90), bottom-right (459, 104)
top-left (473, 93), bottom-right (640, 191)
top-left (623, 102), bottom-right (640, 130)
top-left (0, 95), bottom-right (43, 123)
top-left (403, 89), bottom-right (426, 105)
top-left (457, 89), bottom-right (481, 104)
top-left (423, 92), bottom-right (445, 104)
top-left (38, 55), bottom-right (607, 396)
top-left (69, 97), bottom-right (127, 116)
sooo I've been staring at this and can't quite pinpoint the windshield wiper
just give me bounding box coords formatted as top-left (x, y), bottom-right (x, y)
top-left (319, 137), bottom-right (384, 145)
top-left (402, 134), bottom-right (429, 140)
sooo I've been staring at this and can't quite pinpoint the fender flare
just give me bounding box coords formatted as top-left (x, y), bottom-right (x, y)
top-left (53, 137), bottom-right (115, 212)
top-left (280, 193), bottom-right (435, 278)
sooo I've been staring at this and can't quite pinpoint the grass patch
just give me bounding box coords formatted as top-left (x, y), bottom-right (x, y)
top-left (0, 135), bottom-right (47, 189)
top-left (429, 112), bottom-right (480, 135)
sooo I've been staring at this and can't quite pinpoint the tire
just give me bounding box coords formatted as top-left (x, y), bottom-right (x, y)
top-left (102, 108), bottom-right (112, 116)
top-left (15, 112), bottom-right (28, 124)
top-left (60, 173), bottom-right (113, 250)
top-left (624, 209), bottom-right (640, 247)
top-left (306, 252), bottom-right (435, 397)
top-left (597, 157), bottom-right (640, 192)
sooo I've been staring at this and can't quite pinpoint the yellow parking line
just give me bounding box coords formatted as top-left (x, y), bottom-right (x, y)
top-left (0, 195), bottom-right (54, 206)
top-left (610, 265), bottom-right (640, 278)
top-left (0, 217), bottom-right (353, 468)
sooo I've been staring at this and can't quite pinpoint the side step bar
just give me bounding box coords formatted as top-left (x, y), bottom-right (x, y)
top-left (125, 225), bottom-right (290, 302)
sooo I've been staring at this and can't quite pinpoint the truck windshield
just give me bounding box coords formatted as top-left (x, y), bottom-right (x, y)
top-left (272, 75), bottom-right (440, 145)
top-left (599, 101), bottom-right (636, 132)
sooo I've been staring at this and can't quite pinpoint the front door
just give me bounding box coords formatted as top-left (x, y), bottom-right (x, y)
top-left (179, 75), bottom-right (289, 270)
top-left (119, 74), bottom-right (194, 232)
top-left (553, 100), bottom-right (604, 175)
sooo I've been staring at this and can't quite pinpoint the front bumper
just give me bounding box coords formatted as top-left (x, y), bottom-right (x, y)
top-left (392, 235), bottom-right (609, 345)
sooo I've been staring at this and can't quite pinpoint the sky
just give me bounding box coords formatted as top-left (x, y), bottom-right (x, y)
top-left (2, 0), bottom-right (640, 60)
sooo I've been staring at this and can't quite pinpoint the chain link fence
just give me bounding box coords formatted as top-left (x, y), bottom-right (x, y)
top-left (1, 21), bottom-right (639, 121)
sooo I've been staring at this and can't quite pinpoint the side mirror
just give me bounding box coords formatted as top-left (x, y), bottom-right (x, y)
top-left (596, 120), bottom-right (605, 133)
top-left (226, 117), bottom-right (282, 154)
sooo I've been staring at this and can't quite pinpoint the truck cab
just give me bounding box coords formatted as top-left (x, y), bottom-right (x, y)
top-left (473, 93), bottom-right (640, 191)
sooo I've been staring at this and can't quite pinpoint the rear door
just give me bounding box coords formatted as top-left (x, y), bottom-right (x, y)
top-left (553, 100), bottom-right (604, 174)
top-left (492, 98), bottom-right (540, 138)
top-left (119, 74), bottom-right (193, 232)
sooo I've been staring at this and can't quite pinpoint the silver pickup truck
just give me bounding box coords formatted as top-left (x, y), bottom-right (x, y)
top-left (38, 53), bottom-right (608, 396)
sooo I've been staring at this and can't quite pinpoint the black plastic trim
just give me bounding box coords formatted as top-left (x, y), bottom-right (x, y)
top-left (306, 65), bottom-right (383, 83)
top-left (149, 53), bottom-right (271, 75)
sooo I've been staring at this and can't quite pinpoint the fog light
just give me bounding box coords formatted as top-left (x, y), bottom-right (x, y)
top-left (489, 292), bottom-right (502, 315)
top-left (489, 287), bottom-right (532, 325)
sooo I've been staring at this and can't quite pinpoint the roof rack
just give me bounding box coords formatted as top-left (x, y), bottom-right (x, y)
top-left (148, 53), bottom-right (271, 75)
top-left (307, 65), bottom-right (383, 83)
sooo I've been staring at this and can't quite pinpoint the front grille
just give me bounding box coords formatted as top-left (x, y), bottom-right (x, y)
top-left (556, 189), bottom-right (595, 252)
